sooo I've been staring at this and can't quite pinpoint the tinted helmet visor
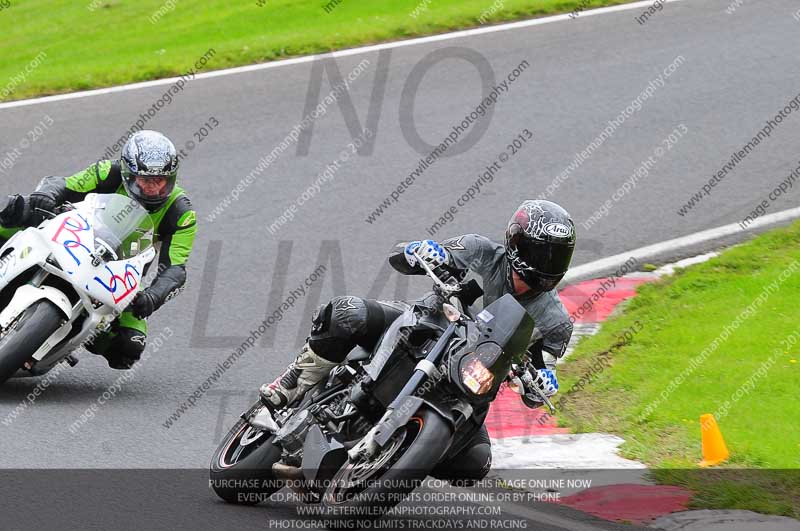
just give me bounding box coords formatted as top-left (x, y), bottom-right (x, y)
top-left (508, 235), bottom-right (575, 291)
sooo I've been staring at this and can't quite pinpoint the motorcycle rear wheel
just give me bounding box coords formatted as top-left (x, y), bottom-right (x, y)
top-left (209, 403), bottom-right (284, 505)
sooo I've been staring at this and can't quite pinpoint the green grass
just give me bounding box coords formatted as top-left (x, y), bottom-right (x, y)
top-left (0, 0), bottom-right (632, 101)
top-left (557, 221), bottom-right (800, 517)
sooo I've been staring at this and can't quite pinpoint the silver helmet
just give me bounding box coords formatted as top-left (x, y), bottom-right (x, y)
top-left (120, 130), bottom-right (178, 211)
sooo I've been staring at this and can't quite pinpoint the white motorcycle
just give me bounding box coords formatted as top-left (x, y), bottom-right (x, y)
top-left (0, 193), bottom-right (156, 384)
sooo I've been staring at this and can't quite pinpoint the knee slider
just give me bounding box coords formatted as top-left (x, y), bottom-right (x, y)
top-left (118, 329), bottom-right (146, 361)
top-left (311, 302), bottom-right (332, 335)
top-left (308, 297), bottom-right (367, 363)
top-left (462, 443), bottom-right (492, 480)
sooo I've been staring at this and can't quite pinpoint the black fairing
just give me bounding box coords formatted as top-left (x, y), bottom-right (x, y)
top-left (449, 293), bottom-right (534, 404)
top-left (363, 302), bottom-right (448, 383)
top-left (476, 293), bottom-right (534, 359)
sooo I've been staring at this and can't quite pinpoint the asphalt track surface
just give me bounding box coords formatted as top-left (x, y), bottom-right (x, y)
top-left (0, 0), bottom-right (798, 528)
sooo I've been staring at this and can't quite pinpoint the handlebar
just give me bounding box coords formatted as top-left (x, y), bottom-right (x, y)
top-left (57, 202), bottom-right (76, 214)
top-left (34, 202), bottom-right (75, 222)
top-left (412, 248), bottom-right (462, 296)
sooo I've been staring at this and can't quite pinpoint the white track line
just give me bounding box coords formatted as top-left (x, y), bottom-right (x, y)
top-left (0, 0), bottom-right (689, 111)
top-left (565, 206), bottom-right (800, 283)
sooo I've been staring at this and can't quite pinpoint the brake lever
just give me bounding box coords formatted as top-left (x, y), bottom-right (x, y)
top-left (58, 202), bottom-right (76, 213)
top-left (414, 248), bottom-right (460, 294)
top-left (34, 207), bottom-right (57, 220)
top-left (518, 366), bottom-right (556, 414)
top-left (527, 381), bottom-right (556, 414)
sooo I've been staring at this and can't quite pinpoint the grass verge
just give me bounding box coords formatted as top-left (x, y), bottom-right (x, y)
top-left (557, 221), bottom-right (800, 518)
top-left (0, 0), bottom-right (635, 101)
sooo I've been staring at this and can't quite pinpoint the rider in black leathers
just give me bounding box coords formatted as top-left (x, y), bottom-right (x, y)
top-left (261, 200), bottom-right (576, 481)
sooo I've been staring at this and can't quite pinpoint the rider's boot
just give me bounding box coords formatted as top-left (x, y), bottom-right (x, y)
top-left (259, 343), bottom-right (338, 411)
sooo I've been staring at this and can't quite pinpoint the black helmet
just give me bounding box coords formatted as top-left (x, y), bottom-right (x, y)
top-left (505, 200), bottom-right (576, 293)
top-left (120, 130), bottom-right (178, 211)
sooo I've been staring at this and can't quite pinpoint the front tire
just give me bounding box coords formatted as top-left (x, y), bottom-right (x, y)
top-left (210, 405), bottom-right (284, 505)
top-left (0, 300), bottom-right (65, 384)
top-left (320, 406), bottom-right (453, 526)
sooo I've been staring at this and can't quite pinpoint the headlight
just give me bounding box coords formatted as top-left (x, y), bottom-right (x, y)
top-left (461, 358), bottom-right (494, 395)
top-left (459, 342), bottom-right (503, 395)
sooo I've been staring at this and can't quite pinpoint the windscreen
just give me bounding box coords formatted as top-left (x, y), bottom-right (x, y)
top-left (84, 194), bottom-right (154, 259)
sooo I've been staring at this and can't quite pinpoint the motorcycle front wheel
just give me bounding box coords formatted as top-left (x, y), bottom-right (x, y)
top-left (320, 406), bottom-right (453, 526)
top-left (0, 300), bottom-right (65, 384)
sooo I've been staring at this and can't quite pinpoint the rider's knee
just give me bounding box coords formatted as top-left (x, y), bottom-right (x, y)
top-left (455, 443), bottom-right (492, 482)
top-left (111, 328), bottom-right (146, 368)
top-left (432, 443), bottom-right (492, 483)
top-left (308, 296), bottom-right (368, 363)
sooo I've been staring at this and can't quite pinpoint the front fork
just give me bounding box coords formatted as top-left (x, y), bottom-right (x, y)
top-left (349, 321), bottom-right (458, 460)
top-left (347, 409), bottom-right (394, 460)
top-left (29, 268), bottom-right (49, 287)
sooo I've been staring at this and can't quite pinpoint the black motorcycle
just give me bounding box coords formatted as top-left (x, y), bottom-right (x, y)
top-left (210, 249), bottom-right (553, 521)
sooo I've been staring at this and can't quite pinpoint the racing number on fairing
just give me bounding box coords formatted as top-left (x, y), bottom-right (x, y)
top-left (93, 263), bottom-right (140, 304)
top-left (51, 215), bottom-right (92, 266)
top-left (51, 214), bottom-right (140, 303)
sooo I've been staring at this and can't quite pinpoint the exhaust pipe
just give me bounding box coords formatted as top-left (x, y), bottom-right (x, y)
top-left (272, 463), bottom-right (320, 500)
top-left (272, 462), bottom-right (304, 481)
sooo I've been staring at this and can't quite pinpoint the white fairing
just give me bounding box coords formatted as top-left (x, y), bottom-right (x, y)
top-left (0, 194), bottom-right (156, 376)
top-left (0, 207), bottom-right (155, 313)
top-left (0, 285), bottom-right (72, 329)
top-left (43, 208), bottom-right (156, 312)
top-left (0, 229), bottom-right (51, 289)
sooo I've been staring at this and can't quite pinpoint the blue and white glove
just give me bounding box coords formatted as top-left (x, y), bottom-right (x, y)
top-left (404, 240), bottom-right (449, 270)
top-left (532, 368), bottom-right (559, 397)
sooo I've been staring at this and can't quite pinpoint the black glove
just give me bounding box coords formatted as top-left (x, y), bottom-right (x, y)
top-left (0, 195), bottom-right (27, 227)
top-left (28, 192), bottom-right (57, 215)
top-left (20, 192), bottom-right (59, 227)
top-left (129, 290), bottom-right (158, 319)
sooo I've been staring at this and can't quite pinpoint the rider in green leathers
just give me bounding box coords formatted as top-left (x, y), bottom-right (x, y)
top-left (0, 130), bottom-right (196, 369)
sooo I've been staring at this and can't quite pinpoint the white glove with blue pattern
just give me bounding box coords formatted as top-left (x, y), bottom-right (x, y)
top-left (532, 368), bottom-right (559, 397)
top-left (404, 240), bottom-right (449, 270)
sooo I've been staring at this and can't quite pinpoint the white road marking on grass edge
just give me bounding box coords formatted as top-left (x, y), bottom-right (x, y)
top-left (493, 433), bottom-right (647, 469)
top-left (564, 206), bottom-right (800, 284)
top-left (0, 0), bottom-right (690, 111)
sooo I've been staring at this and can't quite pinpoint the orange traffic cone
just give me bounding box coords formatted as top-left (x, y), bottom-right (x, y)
top-left (698, 414), bottom-right (729, 467)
